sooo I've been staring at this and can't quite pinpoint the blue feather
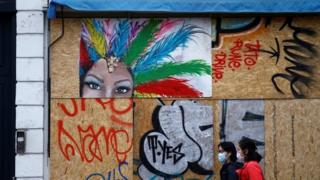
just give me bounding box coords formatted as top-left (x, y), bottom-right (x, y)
top-left (87, 45), bottom-right (100, 62)
top-left (133, 24), bottom-right (203, 74)
top-left (93, 19), bottom-right (103, 34)
top-left (110, 19), bottom-right (131, 58)
top-left (79, 67), bottom-right (85, 76)
top-left (82, 19), bottom-right (104, 61)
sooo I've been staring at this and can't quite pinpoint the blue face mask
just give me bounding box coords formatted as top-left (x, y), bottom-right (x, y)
top-left (218, 152), bottom-right (227, 163)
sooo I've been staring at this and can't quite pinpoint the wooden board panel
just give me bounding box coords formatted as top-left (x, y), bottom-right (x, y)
top-left (50, 99), bottom-right (133, 179)
top-left (50, 18), bottom-right (212, 98)
top-left (219, 100), bottom-right (265, 167)
top-left (264, 99), bottom-right (320, 180)
top-left (50, 19), bottom-right (81, 98)
top-left (212, 17), bottom-right (320, 99)
top-left (49, 98), bottom-right (320, 179)
top-left (213, 100), bottom-right (222, 179)
top-left (51, 17), bottom-right (320, 99)
top-left (133, 99), bottom-right (215, 179)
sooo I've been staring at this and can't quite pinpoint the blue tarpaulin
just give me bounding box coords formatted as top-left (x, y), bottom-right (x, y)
top-left (48, 0), bottom-right (320, 18)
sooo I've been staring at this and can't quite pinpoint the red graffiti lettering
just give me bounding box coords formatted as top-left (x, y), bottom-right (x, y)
top-left (57, 120), bottom-right (133, 163)
top-left (244, 40), bottom-right (260, 69)
top-left (111, 115), bottom-right (133, 128)
top-left (213, 39), bottom-right (261, 81)
top-left (57, 99), bottom-right (86, 117)
top-left (57, 99), bottom-right (78, 117)
top-left (228, 38), bottom-right (243, 70)
top-left (95, 99), bottom-right (133, 115)
top-left (212, 51), bottom-right (227, 82)
top-left (58, 99), bottom-right (133, 122)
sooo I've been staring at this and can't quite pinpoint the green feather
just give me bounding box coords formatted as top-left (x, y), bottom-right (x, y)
top-left (134, 60), bottom-right (211, 85)
top-left (84, 19), bottom-right (106, 58)
top-left (123, 19), bottom-right (161, 66)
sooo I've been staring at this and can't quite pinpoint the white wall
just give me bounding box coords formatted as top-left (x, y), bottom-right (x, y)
top-left (16, 0), bottom-right (47, 179)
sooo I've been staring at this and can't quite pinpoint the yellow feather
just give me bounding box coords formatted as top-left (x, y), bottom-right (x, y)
top-left (134, 92), bottom-right (158, 98)
top-left (84, 19), bottom-right (106, 58)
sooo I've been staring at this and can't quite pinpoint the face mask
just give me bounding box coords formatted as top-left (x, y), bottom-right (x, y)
top-left (218, 152), bottom-right (227, 163)
top-left (237, 152), bottom-right (244, 162)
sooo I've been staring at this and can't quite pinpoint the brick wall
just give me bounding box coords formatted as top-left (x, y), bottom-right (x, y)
top-left (15, 0), bottom-right (47, 179)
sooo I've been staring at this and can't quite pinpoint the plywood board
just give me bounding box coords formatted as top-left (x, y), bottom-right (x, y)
top-left (219, 100), bottom-right (265, 167)
top-left (51, 17), bottom-right (320, 99)
top-left (212, 17), bottom-right (320, 98)
top-left (50, 19), bottom-right (81, 98)
top-left (133, 99), bottom-right (215, 179)
top-left (50, 18), bottom-right (212, 98)
top-left (264, 99), bottom-right (320, 180)
top-left (50, 99), bottom-right (133, 179)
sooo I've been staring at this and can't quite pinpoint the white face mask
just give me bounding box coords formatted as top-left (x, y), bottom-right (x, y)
top-left (218, 152), bottom-right (227, 164)
top-left (237, 152), bottom-right (244, 162)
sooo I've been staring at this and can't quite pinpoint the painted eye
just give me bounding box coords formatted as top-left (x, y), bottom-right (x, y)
top-left (115, 86), bottom-right (130, 94)
top-left (85, 82), bottom-right (101, 90)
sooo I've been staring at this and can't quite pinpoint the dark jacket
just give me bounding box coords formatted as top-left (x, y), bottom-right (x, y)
top-left (220, 162), bottom-right (243, 180)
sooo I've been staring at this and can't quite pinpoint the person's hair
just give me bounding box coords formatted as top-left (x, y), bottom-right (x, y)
top-left (218, 141), bottom-right (237, 162)
top-left (238, 137), bottom-right (262, 162)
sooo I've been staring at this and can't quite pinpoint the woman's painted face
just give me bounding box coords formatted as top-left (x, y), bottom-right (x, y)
top-left (82, 59), bottom-right (133, 98)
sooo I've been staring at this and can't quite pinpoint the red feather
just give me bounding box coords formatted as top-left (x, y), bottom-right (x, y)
top-left (135, 78), bottom-right (202, 97)
top-left (80, 38), bottom-right (93, 71)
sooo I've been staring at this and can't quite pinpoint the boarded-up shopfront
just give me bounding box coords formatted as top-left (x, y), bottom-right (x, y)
top-left (48, 1), bottom-right (320, 179)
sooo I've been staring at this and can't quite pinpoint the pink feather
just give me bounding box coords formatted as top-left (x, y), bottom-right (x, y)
top-left (102, 19), bottom-right (117, 48)
top-left (154, 19), bottom-right (182, 40)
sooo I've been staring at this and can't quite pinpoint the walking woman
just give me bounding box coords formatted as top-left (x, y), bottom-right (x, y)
top-left (218, 142), bottom-right (243, 180)
top-left (237, 137), bottom-right (264, 180)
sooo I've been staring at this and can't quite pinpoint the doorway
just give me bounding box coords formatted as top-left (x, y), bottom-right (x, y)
top-left (0, 11), bottom-right (16, 179)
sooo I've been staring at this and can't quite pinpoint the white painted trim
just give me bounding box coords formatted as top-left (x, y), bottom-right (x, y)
top-left (43, 13), bottom-right (50, 180)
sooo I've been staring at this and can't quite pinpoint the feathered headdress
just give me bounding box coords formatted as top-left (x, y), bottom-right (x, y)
top-left (80, 18), bottom-right (211, 97)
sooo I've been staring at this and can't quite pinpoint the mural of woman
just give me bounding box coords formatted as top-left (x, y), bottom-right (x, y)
top-left (81, 58), bottom-right (133, 97)
top-left (80, 18), bottom-right (211, 98)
